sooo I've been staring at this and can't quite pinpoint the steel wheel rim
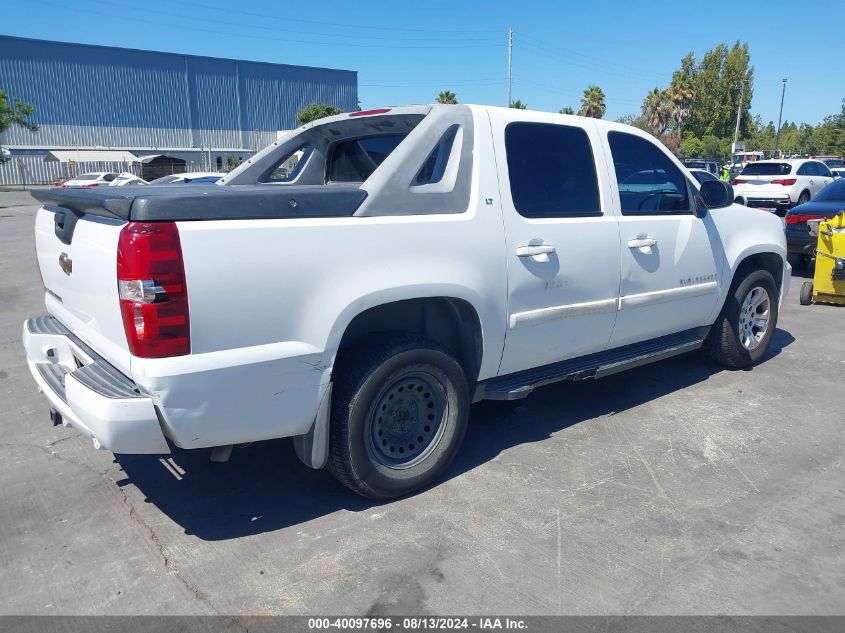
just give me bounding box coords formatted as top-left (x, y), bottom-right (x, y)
top-left (366, 370), bottom-right (449, 470)
top-left (738, 286), bottom-right (771, 351)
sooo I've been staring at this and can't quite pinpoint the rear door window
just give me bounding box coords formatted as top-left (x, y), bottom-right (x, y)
top-left (608, 132), bottom-right (690, 214)
top-left (505, 122), bottom-right (601, 218)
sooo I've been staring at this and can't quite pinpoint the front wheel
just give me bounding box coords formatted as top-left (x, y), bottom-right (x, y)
top-left (327, 334), bottom-right (470, 499)
top-left (706, 269), bottom-right (779, 368)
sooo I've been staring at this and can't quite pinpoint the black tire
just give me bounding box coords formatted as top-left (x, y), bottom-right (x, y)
top-left (706, 268), bottom-right (779, 368)
top-left (327, 334), bottom-right (470, 499)
top-left (797, 190), bottom-right (811, 205)
top-left (799, 281), bottom-right (814, 306)
top-left (735, 196), bottom-right (746, 206)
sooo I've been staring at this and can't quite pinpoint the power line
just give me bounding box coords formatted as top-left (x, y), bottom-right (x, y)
top-left (516, 40), bottom-right (666, 84)
top-left (40, 0), bottom-right (505, 50)
top-left (169, 0), bottom-right (504, 35)
top-left (518, 33), bottom-right (666, 80)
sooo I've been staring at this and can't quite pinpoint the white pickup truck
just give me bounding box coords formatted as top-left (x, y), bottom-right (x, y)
top-left (23, 105), bottom-right (790, 499)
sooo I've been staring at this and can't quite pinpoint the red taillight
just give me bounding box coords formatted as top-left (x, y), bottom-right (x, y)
top-left (83, 182), bottom-right (99, 188)
top-left (117, 221), bottom-right (190, 358)
top-left (349, 108), bottom-right (391, 117)
top-left (731, 179), bottom-right (746, 185)
top-left (771, 178), bottom-right (797, 186)
top-left (785, 214), bottom-right (824, 225)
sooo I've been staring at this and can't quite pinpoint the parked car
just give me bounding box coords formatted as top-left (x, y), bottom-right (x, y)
top-left (24, 105), bottom-right (789, 499)
top-left (821, 158), bottom-right (843, 169)
top-left (148, 172), bottom-right (224, 185)
top-left (61, 172), bottom-right (119, 188)
top-left (683, 158), bottom-right (719, 175)
top-left (784, 178), bottom-right (845, 269)
top-left (731, 159), bottom-right (835, 214)
top-left (109, 172), bottom-right (147, 187)
top-left (689, 168), bottom-right (721, 185)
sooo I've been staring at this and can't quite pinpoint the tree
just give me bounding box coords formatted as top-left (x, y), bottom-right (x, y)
top-left (510, 99), bottom-right (527, 110)
top-left (641, 87), bottom-right (672, 136)
top-left (667, 56), bottom-right (696, 138)
top-left (559, 106), bottom-right (575, 115)
top-left (226, 155), bottom-right (242, 171)
top-left (296, 103), bottom-right (344, 125)
top-left (578, 85), bottom-right (606, 119)
top-left (0, 90), bottom-right (37, 164)
top-left (436, 90), bottom-right (458, 104)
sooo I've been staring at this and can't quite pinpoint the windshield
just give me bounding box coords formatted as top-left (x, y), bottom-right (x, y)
top-left (815, 179), bottom-right (845, 202)
top-left (74, 173), bottom-right (100, 181)
top-left (740, 163), bottom-right (792, 176)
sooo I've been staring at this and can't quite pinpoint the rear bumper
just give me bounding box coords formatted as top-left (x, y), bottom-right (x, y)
top-left (22, 315), bottom-right (169, 454)
top-left (786, 232), bottom-right (816, 255)
top-left (744, 195), bottom-right (793, 209)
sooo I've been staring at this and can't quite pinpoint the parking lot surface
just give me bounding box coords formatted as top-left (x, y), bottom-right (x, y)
top-left (1, 189), bottom-right (843, 615)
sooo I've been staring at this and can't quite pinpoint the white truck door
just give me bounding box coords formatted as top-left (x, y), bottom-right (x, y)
top-left (490, 111), bottom-right (621, 376)
top-left (601, 129), bottom-right (722, 348)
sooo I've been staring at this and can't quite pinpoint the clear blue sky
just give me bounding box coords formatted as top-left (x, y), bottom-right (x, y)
top-left (3, 0), bottom-right (843, 126)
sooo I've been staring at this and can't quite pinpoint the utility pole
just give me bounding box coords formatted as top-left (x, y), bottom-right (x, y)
top-left (507, 27), bottom-right (513, 108)
top-left (774, 76), bottom-right (788, 158)
top-left (732, 79), bottom-right (746, 151)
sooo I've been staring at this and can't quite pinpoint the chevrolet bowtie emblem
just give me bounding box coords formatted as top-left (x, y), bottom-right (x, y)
top-left (59, 252), bottom-right (73, 275)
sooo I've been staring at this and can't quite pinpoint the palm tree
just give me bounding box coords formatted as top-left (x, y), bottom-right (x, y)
top-left (668, 78), bottom-right (695, 138)
top-left (436, 90), bottom-right (458, 105)
top-left (641, 87), bottom-right (672, 136)
top-left (578, 86), bottom-right (606, 119)
top-left (510, 99), bottom-right (527, 110)
top-left (559, 106), bottom-right (575, 115)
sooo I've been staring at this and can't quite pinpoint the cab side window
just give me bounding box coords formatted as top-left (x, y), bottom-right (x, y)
top-left (608, 132), bottom-right (691, 215)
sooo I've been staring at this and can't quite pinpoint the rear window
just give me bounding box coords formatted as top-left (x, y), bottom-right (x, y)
top-left (815, 179), bottom-right (845, 202)
top-left (149, 175), bottom-right (180, 184)
top-left (328, 134), bottom-right (407, 183)
top-left (740, 163), bottom-right (792, 176)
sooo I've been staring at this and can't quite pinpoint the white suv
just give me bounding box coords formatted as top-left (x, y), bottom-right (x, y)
top-left (732, 159), bottom-right (834, 214)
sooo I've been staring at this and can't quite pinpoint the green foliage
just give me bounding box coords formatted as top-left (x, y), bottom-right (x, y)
top-left (436, 90), bottom-right (458, 104)
top-left (296, 103), bottom-right (345, 125)
top-left (0, 90), bottom-right (37, 164)
top-left (559, 106), bottom-right (575, 115)
top-left (510, 99), bottom-right (527, 110)
top-left (226, 155), bottom-right (242, 170)
top-left (578, 85), bottom-right (606, 119)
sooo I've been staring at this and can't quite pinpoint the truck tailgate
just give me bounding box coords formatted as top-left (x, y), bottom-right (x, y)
top-left (35, 205), bottom-right (131, 375)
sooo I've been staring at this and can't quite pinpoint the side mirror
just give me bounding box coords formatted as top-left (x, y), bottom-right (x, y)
top-left (699, 180), bottom-right (734, 209)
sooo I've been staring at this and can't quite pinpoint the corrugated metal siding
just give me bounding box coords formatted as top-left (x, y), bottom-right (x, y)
top-left (0, 36), bottom-right (357, 183)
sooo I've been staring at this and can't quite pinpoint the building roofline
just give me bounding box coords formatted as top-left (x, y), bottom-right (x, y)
top-left (0, 34), bottom-right (357, 77)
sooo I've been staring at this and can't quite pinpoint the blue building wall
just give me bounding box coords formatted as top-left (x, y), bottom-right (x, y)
top-left (0, 35), bottom-right (357, 183)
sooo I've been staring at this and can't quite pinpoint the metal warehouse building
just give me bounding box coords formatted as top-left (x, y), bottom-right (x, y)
top-left (0, 35), bottom-right (357, 185)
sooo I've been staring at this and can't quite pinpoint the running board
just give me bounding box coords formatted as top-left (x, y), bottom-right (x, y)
top-left (475, 328), bottom-right (709, 401)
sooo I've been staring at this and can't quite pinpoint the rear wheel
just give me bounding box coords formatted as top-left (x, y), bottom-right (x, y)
top-left (327, 334), bottom-right (470, 499)
top-left (707, 269), bottom-right (779, 368)
top-left (797, 190), bottom-right (811, 205)
top-left (800, 281), bottom-right (814, 306)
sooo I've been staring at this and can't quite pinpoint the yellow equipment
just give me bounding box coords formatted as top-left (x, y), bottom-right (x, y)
top-left (800, 211), bottom-right (845, 306)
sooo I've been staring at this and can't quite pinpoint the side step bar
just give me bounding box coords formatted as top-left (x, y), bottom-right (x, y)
top-left (475, 327), bottom-right (709, 401)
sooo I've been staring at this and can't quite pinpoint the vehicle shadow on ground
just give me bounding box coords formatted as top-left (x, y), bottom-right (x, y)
top-left (114, 328), bottom-right (795, 541)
